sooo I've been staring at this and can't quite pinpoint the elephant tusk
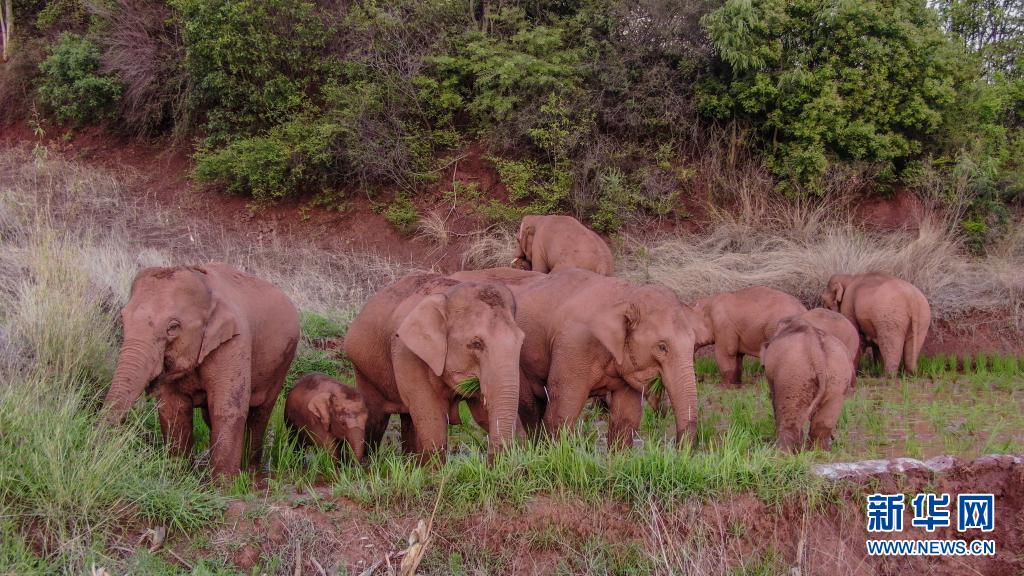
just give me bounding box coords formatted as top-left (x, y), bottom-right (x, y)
top-left (544, 386), bottom-right (549, 402)
top-left (510, 258), bottom-right (520, 265)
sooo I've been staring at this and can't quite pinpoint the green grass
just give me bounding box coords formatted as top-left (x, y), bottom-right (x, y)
top-left (0, 236), bottom-right (223, 573)
top-left (3, 207), bottom-right (1021, 572)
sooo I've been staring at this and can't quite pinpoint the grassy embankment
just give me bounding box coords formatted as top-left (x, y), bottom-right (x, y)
top-left (1, 147), bottom-right (1021, 573)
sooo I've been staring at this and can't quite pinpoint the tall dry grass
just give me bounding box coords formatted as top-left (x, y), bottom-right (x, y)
top-left (0, 146), bottom-right (412, 317)
top-left (0, 145), bottom-right (413, 571)
top-left (462, 188), bottom-right (1024, 329)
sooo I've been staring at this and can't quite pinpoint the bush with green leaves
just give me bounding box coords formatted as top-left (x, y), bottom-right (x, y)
top-left (37, 33), bottom-right (122, 125)
top-left (428, 6), bottom-right (585, 148)
top-left (170, 0), bottom-right (330, 143)
top-left (702, 0), bottom-right (962, 193)
top-left (193, 116), bottom-right (340, 201)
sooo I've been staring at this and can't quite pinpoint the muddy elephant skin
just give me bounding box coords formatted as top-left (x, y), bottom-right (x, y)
top-left (285, 373), bottom-right (368, 462)
top-left (762, 317), bottom-right (854, 452)
top-left (103, 263), bottom-right (299, 478)
top-left (454, 267), bottom-right (710, 448)
top-left (343, 273), bottom-right (525, 461)
top-left (776, 308), bottom-right (861, 387)
top-left (513, 215), bottom-right (614, 275)
top-left (693, 286), bottom-right (807, 387)
top-left (821, 273), bottom-right (931, 376)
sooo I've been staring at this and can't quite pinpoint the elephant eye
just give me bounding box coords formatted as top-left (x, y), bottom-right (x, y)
top-left (468, 337), bottom-right (485, 351)
top-left (167, 320), bottom-right (181, 336)
top-left (657, 341), bottom-right (668, 353)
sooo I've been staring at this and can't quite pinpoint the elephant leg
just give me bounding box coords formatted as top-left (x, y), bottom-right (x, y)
top-left (808, 391), bottom-right (844, 452)
top-left (409, 402), bottom-right (448, 464)
top-left (878, 335), bottom-right (903, 378)
top-left (769, 378), bottom-right (802, 453)
top-left (363, 409), bottom-right (390, 456)
top-left (607, 386), bottom-right (642, 449)
top-left (243, 400), bottom-right (276, 469)
top-left (399, 413), bottom-right (419, 454)
top-left (201, 405), bottom-right (212, 430)
top-left (157, 390), bottom-right (194, 458)
top-left (518, 374), bottom-right (546, 439)
top-left (355, 369), bottom-right (389, 454)
top-left (542, 359), bottom-right (593, 438)
top-left (715, 344), bottom-right (742, 388)
top-left (466, 398), bottom-right (489, 430)
top-left (200, 341), bottom-right (252, 478)
top-left (902, 331), bottom-right (921, 375)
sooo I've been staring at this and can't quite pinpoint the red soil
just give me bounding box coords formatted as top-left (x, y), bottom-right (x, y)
top-left (125, 455), bottom-right (1021, 575)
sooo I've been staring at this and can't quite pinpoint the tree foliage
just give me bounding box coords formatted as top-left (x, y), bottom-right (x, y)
top-left (703, 0), bottom-right (963, 193)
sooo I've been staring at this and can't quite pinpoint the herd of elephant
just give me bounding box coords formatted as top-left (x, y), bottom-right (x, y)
top-left (100, 215), bottom-right (931, 478)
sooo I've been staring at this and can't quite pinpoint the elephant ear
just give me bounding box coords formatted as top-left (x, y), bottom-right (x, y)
top-left (198, 290), bottom-right (239, 364)
top-left (830, 279), bottom-right (845, 306)
top-left (518, 217), bottom-right (536, 260)
top-left (306, 391), bottom-right (333, 428)
top-left (587, 301), bottom-right (633, 366)
top-left (686, 303), bottom-right (714, 346)
top-left (397, 293), bottom-right (449, 377)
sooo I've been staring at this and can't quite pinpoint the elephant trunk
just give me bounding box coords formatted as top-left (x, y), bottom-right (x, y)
top-left (103, 338), bottom-right (162, 423)
top-left (481, 353), bottom-right (521, 459)
top-left (346, 427), bottom-right (366, 462)
top-left (662, 350), bottom-right (699, 447)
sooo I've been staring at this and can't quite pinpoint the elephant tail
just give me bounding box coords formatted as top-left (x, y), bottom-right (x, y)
top-left (804, 328), bottom-right (835, 424)
top-left (904, 297), bottom-right (931, 374)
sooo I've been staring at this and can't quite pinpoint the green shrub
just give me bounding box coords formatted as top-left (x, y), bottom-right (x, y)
top-left (171, 0), bottom-right (331, 142)
top-left (484, 156), bottom-right (572, 222)
top-left (193, 116), bottom-right (340, 200)
top-left (383, 194), bottom-right (420, 234)
top-left (37, 33), bottom-right (122, 125)
top-left (428, 7), bottom-right (584, 145)
top-left (702, 0), bottom-right (962, 193)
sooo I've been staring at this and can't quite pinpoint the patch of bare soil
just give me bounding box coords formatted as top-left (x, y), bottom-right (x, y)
top-left (107, 456), bottom-right (1021, 575)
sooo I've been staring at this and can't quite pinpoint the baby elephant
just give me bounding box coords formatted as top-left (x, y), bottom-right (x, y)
top-left (285, 373), bottom-right (368, 461)
top-left (775, 308), bottom-right (861, 388)
top-left (513, 214), bottom-right (614, 275)
top-left (762, 317), bottom-right (854, 452)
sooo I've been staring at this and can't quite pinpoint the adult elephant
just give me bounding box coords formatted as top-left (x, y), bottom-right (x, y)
top-left (454, 268), bottom-right (710, 447)
top-left (693, 286), bottom-right (807, 387)
top-left (821, 273), bottom-right (931, 376)
top-left (512, 215), bottom-right (614, 275)
top-left (102, 263), bottom-right (299, 478)
top-left (343, 273), bottom-right (524, 461)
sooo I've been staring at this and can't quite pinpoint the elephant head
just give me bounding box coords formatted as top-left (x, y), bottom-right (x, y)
top-left (821, 274), bottom-right (852, 311)
top-left (103, 267), bottom-right (238, 422)
top-left (589, 285), bottom-right (711, 446)
top-left (397, 282), bottom-right (525, 457)
top-left (511, 215), bottom-right (539, 267)
top-left (308, 389), bottom-right (368, 461)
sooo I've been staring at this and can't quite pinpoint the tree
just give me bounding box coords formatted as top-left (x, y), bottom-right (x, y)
top-left (1, 0), bottom-right (12, 61)
top-left (932, 0), bottom-right (1023, 78)
top-left (703, 0), bottom-right (962, 193)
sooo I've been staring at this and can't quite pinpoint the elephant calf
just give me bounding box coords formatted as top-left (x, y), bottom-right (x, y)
top-left (821, 273), bottom-right (931, 376)
top-left (285, 373), bottom-right (367, 461)
top-left (693, 286), bottom-right (807, 387)
top-left (776, 308), bottom-right (861, 387)
top-left (512, 214), bottom-right (614, 275)
top-left (343, 273), bottom-right (524, 462)
top-left (103, 263), bottom-right (299, 478)
top-left (762, 317), bottom-right (854, 452)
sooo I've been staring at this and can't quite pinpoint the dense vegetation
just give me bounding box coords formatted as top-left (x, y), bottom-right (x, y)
top-left (1, 0), bottom-right (1021, 238)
